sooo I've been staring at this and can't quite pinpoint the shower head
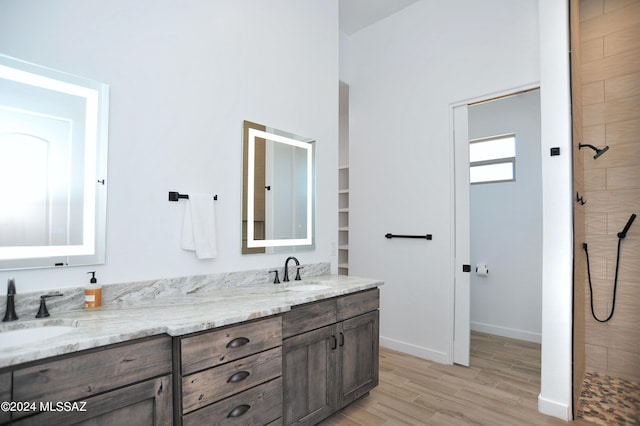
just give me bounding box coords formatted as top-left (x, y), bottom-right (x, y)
top-left (579, 143), bottom-right (610, 159)
top-left (593, 145), bottom-right (609, 159)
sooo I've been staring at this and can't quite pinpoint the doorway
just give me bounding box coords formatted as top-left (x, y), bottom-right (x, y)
top-left (453, 86), bottom-right (542, 366)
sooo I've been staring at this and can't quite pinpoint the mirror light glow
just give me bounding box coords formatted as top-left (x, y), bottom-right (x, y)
top-left (247, 127), bottom-right (313, 248)
top-left (0, 55), bottom-right (107, 264)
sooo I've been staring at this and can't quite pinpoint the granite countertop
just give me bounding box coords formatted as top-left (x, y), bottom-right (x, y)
top-left (0, 275), bottom-right (382, 368)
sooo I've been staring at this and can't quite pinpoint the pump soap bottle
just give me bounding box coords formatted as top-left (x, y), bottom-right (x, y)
top-left (85, 271), bottom-right (102, 309)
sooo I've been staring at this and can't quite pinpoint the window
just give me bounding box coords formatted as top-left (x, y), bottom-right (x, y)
top-left (469, 134), bottom-right (515, 184)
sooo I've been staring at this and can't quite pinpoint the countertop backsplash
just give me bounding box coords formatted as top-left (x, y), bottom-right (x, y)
top-left (1, 262), bottom-right (330, 320)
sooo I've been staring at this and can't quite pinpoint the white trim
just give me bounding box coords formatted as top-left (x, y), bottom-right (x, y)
top-left (538, 394), bottom-right (571, 420)
top-left (452, 104), bottom-right (470, 366)
top-left (449, 82), bottom-right (540, 367)
top-left (380, 337), bottom-right (449, 365)
top-left (450, 83), bottom-right (541, 109)
top-left (471, 322), bottom-right (542, 344)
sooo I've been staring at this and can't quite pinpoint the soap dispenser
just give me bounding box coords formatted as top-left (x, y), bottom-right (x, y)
top-left (84, 271), bottom-right (102, 309)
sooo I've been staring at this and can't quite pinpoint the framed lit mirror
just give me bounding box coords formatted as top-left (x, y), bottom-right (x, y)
top-left (0, 54), bottom-right (109, 270)
top-left (242, 120), bottom-right (315, 254)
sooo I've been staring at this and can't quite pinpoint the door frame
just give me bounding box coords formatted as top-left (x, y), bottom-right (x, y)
top-left (450, 82), bottom-right (540, 366)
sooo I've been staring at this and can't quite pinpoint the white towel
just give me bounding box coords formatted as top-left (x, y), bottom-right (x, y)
top-left (181, 194), bottom-right (217, 259)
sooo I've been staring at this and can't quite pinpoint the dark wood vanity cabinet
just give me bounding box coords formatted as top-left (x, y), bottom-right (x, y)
top-left (282, 289), bottom-right (379, 426)
top-left (6, 335), bottom-right (173, 426)
top-left (1, 286), bottom-right (379, 426)
top-left (0, 372), bottom-right (10, 424)
top-left (174, 315), bottom-right (283, 426)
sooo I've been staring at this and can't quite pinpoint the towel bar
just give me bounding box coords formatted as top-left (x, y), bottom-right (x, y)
top-left (385, 233), bottom-right (432, 240)
top-left (168, 191), bottom-right (218, 201)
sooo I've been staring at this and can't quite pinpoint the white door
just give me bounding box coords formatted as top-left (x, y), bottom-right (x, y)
top-left (453, 104), bottom-right (470, 366)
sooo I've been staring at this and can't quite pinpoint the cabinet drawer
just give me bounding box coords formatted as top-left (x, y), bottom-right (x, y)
top-left (13, 336), bottom-right (172, 405)
top-left (181, 316), bottom-right (281, 375)
top-left (337, 288), bottom-right (379, 321)
top-left (182, 377), bottom-right (282, 426)
top-left (182, 347), bottom-right (282, 414)
top-left (282, 298), bottom-right (337, 338)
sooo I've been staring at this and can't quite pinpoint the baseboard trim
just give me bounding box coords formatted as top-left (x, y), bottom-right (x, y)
top-left (380, 336), bottom-right (449, 364)
top-left (471, 321), bottom-right (542, 343)
top-left (538, 393), bottom-right (571, 420)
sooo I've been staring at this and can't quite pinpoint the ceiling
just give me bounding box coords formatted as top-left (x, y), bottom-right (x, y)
top-left (339, 0), bottom-right (421, 35)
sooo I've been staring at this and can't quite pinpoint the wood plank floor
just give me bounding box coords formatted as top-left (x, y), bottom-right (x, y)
top-left (320, 332), bottom-right (594, 426)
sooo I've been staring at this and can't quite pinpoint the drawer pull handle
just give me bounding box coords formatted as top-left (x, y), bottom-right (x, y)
top-left (339, 332), bottom-right (344, 347)
top-left (227, 370), bottom-right (250, 383)
top-left (226, 337), bottom-right (250, 348)
top-left (331, 335), bottom-right (337, 350)
top-left (227, 404), bottom-right (251, 418)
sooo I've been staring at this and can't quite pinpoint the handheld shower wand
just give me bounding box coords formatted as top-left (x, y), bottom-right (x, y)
top-left (584, 212), bottom-right (637, 322)
top-left (617, 213), bottom-right (636, 239)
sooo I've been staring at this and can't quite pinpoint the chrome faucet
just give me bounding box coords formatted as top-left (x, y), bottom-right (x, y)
top-left (3, 277), bottom-right (18, 322)
top-left (283, 256), bottom-right (302, 282)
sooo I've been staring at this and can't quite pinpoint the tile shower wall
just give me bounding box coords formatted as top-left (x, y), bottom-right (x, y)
top-left (579, 0), bottom-right (640, 381)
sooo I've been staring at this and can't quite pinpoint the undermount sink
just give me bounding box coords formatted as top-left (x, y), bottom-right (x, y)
top-left (286, 284), bottom-right (331, 292)
top-left (0, 323), bottom-right (77, 348)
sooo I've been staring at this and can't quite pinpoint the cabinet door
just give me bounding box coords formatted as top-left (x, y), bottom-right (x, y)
top-left (282, 324), bottom-right (338, 426)
top-left (0, 371), bottom-right (10, 424)
top-left (13, 375), bottom-right (172, 426)
top-left (338, 310), bottom-right (379, 408)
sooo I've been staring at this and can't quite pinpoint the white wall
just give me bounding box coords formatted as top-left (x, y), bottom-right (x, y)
top-left (469, 90), bottom-right (542, 343)
top-left (347, 1), bottom-right (572, 418)
top-left (348, 0), bottom-right (540, 362)
top-left (0, 0), bottom-right (339, 292)
top-left (538, 0), bottom-right (573, 419)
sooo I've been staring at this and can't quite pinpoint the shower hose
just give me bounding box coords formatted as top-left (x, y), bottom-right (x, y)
top-left (583, 240), bottom-right (622, 323)
top-left (583, 213), bottom-right (635, 323)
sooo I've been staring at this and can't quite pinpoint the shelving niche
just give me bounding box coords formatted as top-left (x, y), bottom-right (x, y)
top-left (338, 166), bottom-right (349, 275)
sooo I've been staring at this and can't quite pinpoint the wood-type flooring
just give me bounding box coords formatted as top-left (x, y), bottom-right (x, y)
top-left (320, 332), bottom-right (600, 425)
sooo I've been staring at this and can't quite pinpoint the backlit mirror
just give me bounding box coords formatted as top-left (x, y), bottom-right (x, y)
top-left (0, 54), bottom-right (109, 270)
top-left (242, 120), bottom-right (314, 254)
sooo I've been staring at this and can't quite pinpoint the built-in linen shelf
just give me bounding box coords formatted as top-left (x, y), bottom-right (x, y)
top-left (338, 167), bottom-right (349, 191)
top-left (338, 165), bottom-right (349, 275)
top-left (339, 84), bottom-right (349, 276)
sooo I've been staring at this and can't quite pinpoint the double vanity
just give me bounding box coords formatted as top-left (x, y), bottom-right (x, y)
top-left (0, 273), bottom-right (381, 425)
